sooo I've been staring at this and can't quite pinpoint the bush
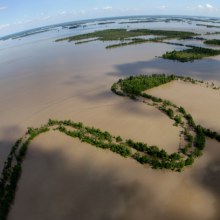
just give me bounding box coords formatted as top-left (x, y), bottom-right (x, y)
top-left (194, 126), bottom-right (205, 150)
top-left (174, 115), bottom-right (182, 124)
top-left (116, 136), bottom-right (122, 142)
top-left (178, 106), bottom-right (186, 114)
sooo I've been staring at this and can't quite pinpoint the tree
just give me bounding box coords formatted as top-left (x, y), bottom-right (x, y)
top-left (116, 136), bottom-right (122, 142)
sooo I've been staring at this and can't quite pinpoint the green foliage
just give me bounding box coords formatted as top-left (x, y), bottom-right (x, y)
top-left (167, 108), bottom-right (174, 118)
top-left (185, 133), bottom-right (193, 143)
top-left (106, 38), bottom-right (151, 49)
top-left (159, 106), bottom-right (174, 119)
top-left (0, 164), bottom-right (21, 220)
top-left (109, 143), bottom-right (131, 157)
top-left (111, 83), bottom-right (125, 96)
top-left (129, 29), bottom-right (196, 39)
top-left (162, 46), bottom-right (220, 62)
top-left (119, 74), bottom-right (175, 96)
top-left (3, 74), bottom-right (220, 220)
top-left (56, 28), bottom-right (197, 48)
top-left (0, 124), bottom-right (50, 220)
top-left (185, 156), bottom-right (194, 166)
top-left (185, 114), bottom-right (196, 127)
top-left (126, 139), bottom-right (148, 152)
top-left (148, 145), bottom-right (160, 157)
top-left (194, 126), bottom-right (206, 150)
top-left (178, 106), bottom-right (186, 114)
top-left (204, 39), bottom-right (220, 45)
top-left (181, 146), bottom-right (189, 155)
top-left (27, 126), bottom-right (49, 140)
top-left (192, 148), bottom-right (203, 158)
top-left (201, 127), bottom-right (220, 142)
top-left (111, 74), bottom-right (220, 172)
top-left (169, 152), bottom-right (181, 161)
top-left (56, 29), bottom-right (139, 42)
top-left (142, 93), bottom-right (163, 102)
top-left (48, 118), bottom-right (59, 126)
top-left (16, 140), bottom-right (29, 163)
top-left (133, 153), bottom-right (149, 164)
top-left (116, 136), bottom-right (122, 142)
top-left (75, 39), bottom-right (97, 45)
top-left (174, 115), bottom-right (182, 124)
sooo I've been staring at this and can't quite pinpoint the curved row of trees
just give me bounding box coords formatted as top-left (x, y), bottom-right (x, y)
top-left (1, 74), bottom-right (220, 220)
top-left (111, 74), bottom-right (220, 171)
top-left (0, 126), bottom-right (49, 220)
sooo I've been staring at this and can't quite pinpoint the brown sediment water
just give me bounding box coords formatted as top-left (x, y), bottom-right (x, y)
top-left (148, 80), bottom-right (220, 133)
top-left (0, 33), bottom-right (220, 219)
top-left (8, 131), bottom-right (219, 220)
top-left (0, 41), bottom-right (185, 169)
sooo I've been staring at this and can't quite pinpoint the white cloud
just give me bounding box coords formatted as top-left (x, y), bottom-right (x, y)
top-left (103, 6), bottom-right (113, 11)
top-left (80, 10), bottom-right (86, 15)
top-left (0, 24), bottom-right (10, 30)
top-left (119, 7), bottom-right (129, 12)
top-left (206, 4), bottom-right (214, 9)
top-left (12, 19), bottom-right (35, 26)
top-left (13, 21), bottom-right (24, 25)
top-left (0, 6), bottom-right (7, 11)
top-left (60, 11), bottom-right (67, 15)
top-left (93, 7), bottom-right (99, 11)
top-left (159, 5), bottom-right (167, 10)
top-left (197, 3), bottom-right (215, 11)
top-left (43, 15), bottom-right (51, 20)
top-left (197, 4), bottom-right (204, 9)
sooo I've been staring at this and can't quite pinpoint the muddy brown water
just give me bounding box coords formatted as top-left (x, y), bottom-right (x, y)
top-left (0, 30), bottom-right (220, 220)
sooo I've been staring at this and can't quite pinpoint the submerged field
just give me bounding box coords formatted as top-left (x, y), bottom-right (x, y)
top-left (1, 15), bottom-right (220, 220)
top-left (56, 28), bottom-right (220, 62)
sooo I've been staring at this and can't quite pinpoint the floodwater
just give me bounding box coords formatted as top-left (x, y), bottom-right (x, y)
top-left (0, 16), bottom-right (220, 220)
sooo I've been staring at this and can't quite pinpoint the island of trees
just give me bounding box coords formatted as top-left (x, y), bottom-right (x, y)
top-left (56, 28), bottom-right (220, 61)
top-left (162, 46), bottom-right (220, 62)
top-left (1, 74), bottom-right (220, 220)
top-left (55, 28), bottom-right (197, 49)
top-left (204, 39), bottom-right (220, 46)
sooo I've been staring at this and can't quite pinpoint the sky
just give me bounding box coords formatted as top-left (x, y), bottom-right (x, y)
top-left (0, 0), bottom-right (220, 36)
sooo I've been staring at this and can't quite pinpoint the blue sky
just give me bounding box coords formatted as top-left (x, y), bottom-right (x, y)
top-left (1, 0), bottom-right (220, 36)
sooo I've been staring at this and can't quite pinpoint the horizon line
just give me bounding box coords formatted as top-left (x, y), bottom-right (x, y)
top-left (1, 14), bottom-right (220, 39)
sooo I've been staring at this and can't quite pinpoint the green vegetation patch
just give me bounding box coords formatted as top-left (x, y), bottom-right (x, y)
top-left (111, 74), bottom-right (220, 170)
top-left (162, 46), bottom-right (220, 62)
top-left (55, 28), bottom-right (197, 45)
top-left (54, 28), bottom-right (220, 62)
top-left (56, 29), bottom-right (139, 42)
top-left (197, 24), bottom-right (220, 28)
top-left (119, 74), bottom-right (175, 95)
top-left (98, 21), bottom-right (115, 25)
top-left (129, 29), bottom-right (196, 39)
top-left (106, 38), bottom-right (151, 49)
top-left (204, 39), bottom-right (220, 45)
